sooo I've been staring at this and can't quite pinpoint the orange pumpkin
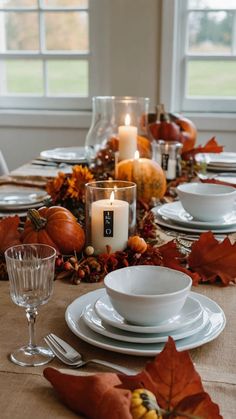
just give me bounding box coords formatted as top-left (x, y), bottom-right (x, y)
top-left (117, 158), bottom-right (166, 203)
top-left (148, 105), bottom-right (197, 154)
top-left (137, 135), bottom-right (152, 158)
top-left (22, 206), bottom-right (85, 255)
top-left (169, 113), bottom-right (197, 153)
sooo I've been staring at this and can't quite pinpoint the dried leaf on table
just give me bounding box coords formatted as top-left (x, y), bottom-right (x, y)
top-left (44, 338), bottom-right (222, 419)
top-left (0, 215), bottom-right (21, 254)
top-left (120, 337), bottom-right (222, 419)
top-left (182, 137), bottom-right (223, 161)
top-left (200, 177), bottom-right (236, 188)
top-left (157, 240), bottom-right (201, 284)
top-left (188, 231), bottom-right (236, 285)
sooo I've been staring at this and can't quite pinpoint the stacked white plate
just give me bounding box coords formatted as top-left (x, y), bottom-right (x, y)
top-left (40, 146), bottom-right (87, 164)
top-left (153, 201), bottom-right (236, 235)
top-left (65, 288), bottom-right (226, 356)
top-left (0, 186), bottom-right (49, 217)
top-left (195, 152), bottom-right (236, 172)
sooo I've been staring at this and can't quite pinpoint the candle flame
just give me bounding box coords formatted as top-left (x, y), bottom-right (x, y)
top-left (109, 191), bottom-right (115, 204)
top-left (125, 114), bottom-right (131, 126)
top-left (134, 150), bottom-right (140, 160)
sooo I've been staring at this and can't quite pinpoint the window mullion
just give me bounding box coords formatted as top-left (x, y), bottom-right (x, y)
top-left (232, 11), bottom-right (236, 54)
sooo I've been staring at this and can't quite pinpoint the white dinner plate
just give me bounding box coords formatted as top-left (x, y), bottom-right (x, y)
top-left (157, 201), bottom-right (236, 229)
top-left (94, 293), bottom-right (203, 333)
top-left (40, 146), bottom-right (86, 164)
top-left (65, 288), bottom-right (226, 356)
top-left (83, 303), bottom-right (208, 343)
top-left (0, 187), bottom-right (49, 210)
top-left (195, 152), bottom-right (236, 166)
top-left (152, 210), bottom-right (236, 235)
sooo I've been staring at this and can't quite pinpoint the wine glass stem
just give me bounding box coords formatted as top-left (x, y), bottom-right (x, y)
top-left (26, 308), bottom-right (38, 348)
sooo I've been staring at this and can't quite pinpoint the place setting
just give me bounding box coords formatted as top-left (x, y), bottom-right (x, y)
top-left (0, 184), bottom-right (50, 217)
top-left (65, 266), bottom-right (226, 357)
top-left (40, 146), bottom-right (87, 165)
top-left (154, 181), bottom-right (236, 236)
top-left (195, 151), bottom-right (236, 172)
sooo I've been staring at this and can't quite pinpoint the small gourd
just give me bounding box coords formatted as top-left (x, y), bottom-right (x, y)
top-left (128, 235), bottom-right (147, 254)
top-left (130, 389), bottom-right (163, 419)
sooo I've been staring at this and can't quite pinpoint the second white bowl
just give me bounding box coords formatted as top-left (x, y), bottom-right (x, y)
top-left (177, 182), bottom-right (236, 221)
top-left (104, 265), bottom-right (192, 326)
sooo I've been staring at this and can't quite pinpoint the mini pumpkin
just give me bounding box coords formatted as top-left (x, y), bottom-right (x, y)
top-left (130, 389), bottom-right (162, 419)
top-left (21, 206), bottom-right (85, 255)
top-left (116, 157), bottom-right (166, 203)
top-left (128, 236), bottom-right (147, 254)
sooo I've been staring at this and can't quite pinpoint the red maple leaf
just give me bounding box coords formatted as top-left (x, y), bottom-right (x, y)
top-left (182, 137), bottom-right (223, 161)
top-left (0, 215), bottom-right (21, 254)
top-left (158, 240), bottom-right (201, 284)
top-left (188, 231), bottom-right (236, 285)
top-left (44, 338), bottom-right (222, 419)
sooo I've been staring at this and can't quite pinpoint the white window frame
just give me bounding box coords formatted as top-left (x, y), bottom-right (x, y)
top-left (160, 0), bottom-right (236, 114)
top-left (0, 0), bottom-right (110, 111)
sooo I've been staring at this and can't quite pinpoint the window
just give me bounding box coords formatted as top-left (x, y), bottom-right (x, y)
top-left (0, 0), bottom-right (107, 111)
top-left (160, 0), bottom-right (236, 113)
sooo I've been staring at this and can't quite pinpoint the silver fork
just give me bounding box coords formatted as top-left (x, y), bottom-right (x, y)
top-left (44, 333), bottom-right (136, 375)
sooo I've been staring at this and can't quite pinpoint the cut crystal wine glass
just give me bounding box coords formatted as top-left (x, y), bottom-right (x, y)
top-left (5, 244), bottom-right (56, 367)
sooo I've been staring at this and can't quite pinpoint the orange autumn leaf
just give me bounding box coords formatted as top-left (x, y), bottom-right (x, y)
top-left (182, 137), bottom-right (223, 161)
top-left (200, 177), bottom-right (236, 189)
top-left (188, 231), bottom-right (236, 285)
top-left (44, 338), bottom-right (222, 419)
top-left (0, 215), bottom-right (21, 254)
top-left (43, 369), bottom-right (132, 419)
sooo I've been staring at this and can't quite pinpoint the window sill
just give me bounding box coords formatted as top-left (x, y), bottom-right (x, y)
top-left (186, 113), bottom-right (236, 132)
top-left (0, 110), bottom-right (235, 132)
top-left (0, 110), bottom-right (92, 129)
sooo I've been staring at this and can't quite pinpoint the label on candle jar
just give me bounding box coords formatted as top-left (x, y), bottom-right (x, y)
top-left (103, 211), bottom-right (114, 237)
top-left (162, 153), bottom-right (169, 170)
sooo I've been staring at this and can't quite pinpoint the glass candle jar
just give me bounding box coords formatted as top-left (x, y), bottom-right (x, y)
top-left (85, 180), bottom-right (136, 255)
top-left (152, 140), bottom-right (183, 180)
top-left (85, 96), bottom-right (150, 164)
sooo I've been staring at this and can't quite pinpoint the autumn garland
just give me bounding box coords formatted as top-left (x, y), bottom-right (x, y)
top-left (1, 138), bottom-right (236, 286)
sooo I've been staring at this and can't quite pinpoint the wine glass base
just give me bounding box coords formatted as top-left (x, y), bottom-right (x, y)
top-left (10, 345), bottom-right (55, 367)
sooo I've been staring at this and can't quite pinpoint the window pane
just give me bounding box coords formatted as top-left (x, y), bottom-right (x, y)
top-left (0, 0), bottom-right (36, 7)
top-left (43, 0), bottom-right (88, 7)
top-left (2, 59), bottom-right (43, 94)
top-left (188, 11), bottom-right (232, 54)
top-left (187, 60), bottom-right (236, 96)
top-left (45, 12), bottom-right (88, 51)
top-left (47, 60), bottom-right (88, 95)
top-left (0, 12), bottom-right (39, 51)
top-left (188, 0), bottom-right (236, 10)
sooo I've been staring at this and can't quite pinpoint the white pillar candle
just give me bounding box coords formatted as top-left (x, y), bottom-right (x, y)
top-left (91, 192), bottom-right (129, 254)
top-left (118, 114), bottom-right (137, 161)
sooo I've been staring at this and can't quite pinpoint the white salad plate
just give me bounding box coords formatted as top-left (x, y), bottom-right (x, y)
top-left (0, 187), bottom-right (49, 210)
top-left (152, 210), bottom-right (235, 235)
top-left (65, 288), bottom-right (226, 356)
top-left (83, 303), bottom-right (208, 344)
top-left (40, 146), bottom-right (86, 164)
top-left (157, 201), bottom-right (236, 229)
top-left (195, 152), bottom-right (236, 172)
top-left (94, 293), bottom-right (203, 334)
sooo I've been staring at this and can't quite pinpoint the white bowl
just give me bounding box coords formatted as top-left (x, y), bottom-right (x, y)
top-left (177, 182), bottom-right (236, 222)
top-left (104, 266), bottom-right (192, 326)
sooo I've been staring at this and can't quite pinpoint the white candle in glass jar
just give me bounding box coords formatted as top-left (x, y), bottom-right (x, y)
top-left (118, 114), bottom-right (137, 161)
top-left (91, 192), bottom-right (129, 254)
